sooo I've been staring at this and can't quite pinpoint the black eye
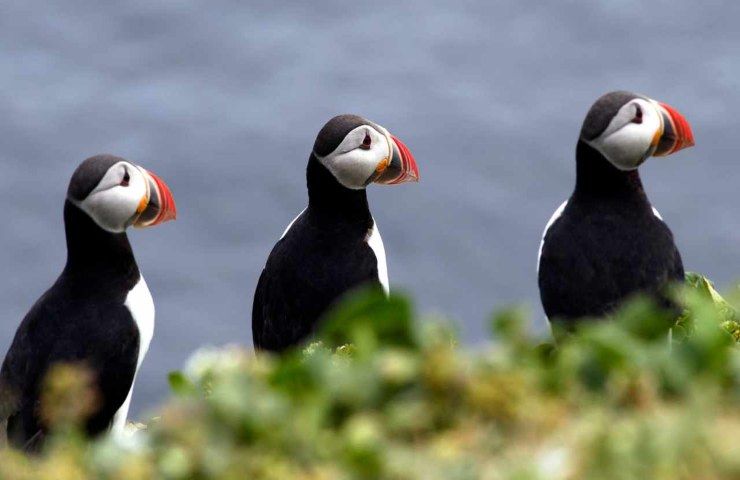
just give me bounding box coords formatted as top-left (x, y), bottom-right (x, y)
top-left (632, 104), bottom-right (643, 124)
top-left (360, 133), bottom-right (372, 150)
top-left (121, 170), bottom-right (130, 187)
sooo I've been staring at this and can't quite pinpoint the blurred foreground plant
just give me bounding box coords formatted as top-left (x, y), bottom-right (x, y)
top-left (2, 279), bottom-right (740, 479)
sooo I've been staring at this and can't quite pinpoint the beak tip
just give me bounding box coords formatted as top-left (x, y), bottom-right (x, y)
top-left (375, 134), bottom-right (419, 185)
top-left (409, 161), bottom-right (420, 182)
top-left (656, 101), bottom-right (695, 156)
top-left (136, 169), bottom-right (177, 227)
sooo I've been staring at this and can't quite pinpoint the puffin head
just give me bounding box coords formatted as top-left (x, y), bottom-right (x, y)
top-left (580, 91), bottom-right (694, 171)
top-left (67, 154), bottom-right (177, 233)
top-left (312, 114), bottom-right (419, 189)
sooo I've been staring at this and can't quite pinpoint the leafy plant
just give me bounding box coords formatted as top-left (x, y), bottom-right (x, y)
top-left (2, 278), bottom-right (740, 479)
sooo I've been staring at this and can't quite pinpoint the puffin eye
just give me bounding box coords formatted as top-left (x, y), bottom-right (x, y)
top-left (360, 133), bottom-right (372, 150)
top-left (120, 170), bottom-right (130, 187)
top-left (632, 104), bottom-right (643, 124)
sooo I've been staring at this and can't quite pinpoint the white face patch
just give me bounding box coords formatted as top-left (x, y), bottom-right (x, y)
top-left (587, 98), bottom-right (663, 171)
top-left (315, 125), bottom-right (392, 189)
top-left (72, 162), bottom-right (149, 233)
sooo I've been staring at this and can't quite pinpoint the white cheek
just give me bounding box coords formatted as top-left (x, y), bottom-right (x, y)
top-left (320, 127), bottom-right (392, 189)
top-left (596, 123), bottom-right (654, 170)
top-left (79, 179), bottom-right (146, 233)
top-left (324, 150), bottom-right (384, 189)
top-left (591, 101), bottom-right (662, 171)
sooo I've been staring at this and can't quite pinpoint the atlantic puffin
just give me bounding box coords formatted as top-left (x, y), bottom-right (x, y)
top-left (252, 114), bottom-right (419, 352)
top-left (0, 154), bottom-right (176, 451)
top-left (538, 91), bottom-right (694, 330)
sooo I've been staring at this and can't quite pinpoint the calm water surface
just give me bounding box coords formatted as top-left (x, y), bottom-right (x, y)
top-left (1, 1), bottom-right (738, 416)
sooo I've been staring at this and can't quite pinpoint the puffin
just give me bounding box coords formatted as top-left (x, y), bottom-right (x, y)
top-left (0, 154), bottom-right (176, 451)
top-left (538, 91), bottom-right (694, 330)
top-left (252, 114), bottom-right (419, 352)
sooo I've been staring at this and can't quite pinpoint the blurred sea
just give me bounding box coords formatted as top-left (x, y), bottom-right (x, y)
top-left (1, 0), bottom-right (738, 416)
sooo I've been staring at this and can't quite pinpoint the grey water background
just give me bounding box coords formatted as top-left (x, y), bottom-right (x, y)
top-left (1, 1), bottom-right (738, 417)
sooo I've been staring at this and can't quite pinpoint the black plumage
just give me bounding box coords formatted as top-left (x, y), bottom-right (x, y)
top-left (538, 142), bottom-right (683, 324)
top-left (538, 92), bottom-right (687, 329)
top-left (252, 155), bottom-right (381, 352)
top-left (252, 115), bottom-right (391, 352)
top-left (1, 203), bottom-right (141, 451)
top-left (0, 156), bottom-right (146, 451)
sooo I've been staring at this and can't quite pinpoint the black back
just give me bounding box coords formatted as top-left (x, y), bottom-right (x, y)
top-left (538, 141), bottom-right (684, 326)
top-left (252, 154), bottom-right (381, 352)
top-left (0, 201), bottom-right (140, 451)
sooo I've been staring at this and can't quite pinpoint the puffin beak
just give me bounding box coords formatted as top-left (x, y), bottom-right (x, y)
top-left (653, 102), bottom-right (695, 157)
top-left (374, 134), bottom-right (420, 185)
top-left (134, 168), bottom-right (177, 228)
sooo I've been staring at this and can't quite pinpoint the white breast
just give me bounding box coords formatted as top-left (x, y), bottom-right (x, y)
top-left (537, 200), bottom-right (568, 273)
top-left (111, 275), bottom-right (155, 434)
top-left (125, 276), bottom-right (155, 368)
top-left (366, 220), bottom-right (389, 296)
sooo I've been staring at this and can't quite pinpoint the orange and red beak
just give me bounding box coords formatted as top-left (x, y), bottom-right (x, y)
top-left (374, 134), bottom-right (420, 185)
top-left (134, 168), bottom-right (177, 228)
top-left (653, 102), bottom-right (695, 157)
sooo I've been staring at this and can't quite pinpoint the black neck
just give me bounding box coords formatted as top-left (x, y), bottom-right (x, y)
top-left (62, 200), bottom-right (139, 286)
top-left (574, 140), bottom-right (648, 204)
top-left (306, 155), bottom-right (372, 227)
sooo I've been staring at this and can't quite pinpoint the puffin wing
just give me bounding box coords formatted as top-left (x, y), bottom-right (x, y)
top-left (670, 246), bottom-right (685, 282)
top-left (251, 268), bottom-right (268, 351)
top-left (539, 201), bottom-right (686, 324)
top-left (251, 246), bottom-right (325, 352)
top-left (1, 289), bottom-right (139, 450)
top-left (0, 295), bottom-right (52, 448)
top-left (252, 211), bottom-right (318, 352)
top-left (0, 338), bottom-right (23, 424)
top-left (537, 200), bottom-right (568, 274)
top-left (252, 212), bottom-right (386, 352)
top-left (651, 205), bottom-right (685, 283)
top-left (0, 355), bottom-right (24, 447)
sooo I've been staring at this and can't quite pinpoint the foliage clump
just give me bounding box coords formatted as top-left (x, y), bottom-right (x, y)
top-left (2, 277), bottom-right (740, 479)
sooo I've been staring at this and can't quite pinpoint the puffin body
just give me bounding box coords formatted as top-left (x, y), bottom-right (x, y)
top-left (538, 91), bottom-right (694, 329)
top-left (0, 155), bottom-right (176, 451)
top-left (253, 115), bottom-right (418, 352)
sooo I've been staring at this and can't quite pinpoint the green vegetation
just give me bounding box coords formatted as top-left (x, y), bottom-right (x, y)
top-left (2, 274), bottom-right (740, 479)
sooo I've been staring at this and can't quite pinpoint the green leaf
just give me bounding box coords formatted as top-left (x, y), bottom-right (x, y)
top-left (318, 285), bottom-right (417, 353)
top-left (168, 371), bottom-right (196, 395)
